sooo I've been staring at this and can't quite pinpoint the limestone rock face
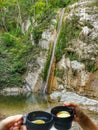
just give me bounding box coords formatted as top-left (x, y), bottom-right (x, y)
top-left (39, 23), bottom-right (56, 49)
top-left (54, 0), bottom-right (98, 99)
top-left (56, 56), bottom-right (90, 92)
top-left (25, 52), bottom-right (47, 92)
top-left (86, 70), bottom-right (98, 98)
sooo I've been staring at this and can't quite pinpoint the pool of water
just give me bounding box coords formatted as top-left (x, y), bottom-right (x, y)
top-left (0, 93), bottom-right (58, 117)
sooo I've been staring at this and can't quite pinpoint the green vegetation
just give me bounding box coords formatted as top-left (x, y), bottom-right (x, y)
top-left (55, 68), bottom-right (64, 79)
top-left (56, 21), bottom-right (67, 62)
top-left (0, 0), bottom-right (79, 89)
top-left (81, 60), bottom-right (96, 72)
top-left (43, 44), bottom-right (52, 81)
top-left (56, 14), bottom-right (81, 62)
top-left (83, 20), bottom-right (93, 29)
top-left (0, 32), bottom-right (33, 88)
top-left (0, 1), bottom-right (52, 88)
top-left (48, 0), bottom-right (66, 8)
top-left (0, 0), bottom-right (56, 88)
top-left (66, 51), bottom-right (79, 61)
top-left (64, 15), bottom-right (80, 40)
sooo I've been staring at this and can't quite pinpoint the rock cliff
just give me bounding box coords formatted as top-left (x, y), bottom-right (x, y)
top-left (51, 0), bottom-right (98, 99)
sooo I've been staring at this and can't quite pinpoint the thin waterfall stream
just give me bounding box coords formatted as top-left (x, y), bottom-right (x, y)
top-left (43, 8), bottom-right (65, 93)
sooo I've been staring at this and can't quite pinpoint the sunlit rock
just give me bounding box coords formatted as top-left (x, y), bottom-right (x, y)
top-left (22, 19), bottom-right (31, 34)
top-left (39, 40), bottom-right (49, 49)
top-left (57, 56), bottom-right (71, 70)
top-left (79, 26), bottom-right (91, 40)
top-left (71, 61), bottom-right (85, 71)
top-left (30, 33), bottom-right (35, 45)
top-left (39, 28), bottom-right (56, 49)
top-left (42, 30), bottom-right (52, 41)
top-left (50, 91), bottom-right (98, 112)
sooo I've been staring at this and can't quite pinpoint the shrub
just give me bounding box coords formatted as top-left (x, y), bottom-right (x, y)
top-left (33, 27), bottom-right (43, 44)
top-left (2, 33), bottom-right (19, 47)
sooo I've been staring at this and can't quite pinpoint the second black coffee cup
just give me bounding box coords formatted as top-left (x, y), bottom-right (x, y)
top-left (51, 106), bottom-right (74, 130)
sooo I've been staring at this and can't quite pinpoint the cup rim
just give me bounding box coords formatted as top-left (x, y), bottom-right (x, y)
top-left (51, 106), bottom-right (74, 118)
top-left (26, 110), bottom-right (53, 125)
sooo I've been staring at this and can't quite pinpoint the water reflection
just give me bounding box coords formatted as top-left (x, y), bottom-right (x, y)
top-left (0, 93), bottom-right (56, 116)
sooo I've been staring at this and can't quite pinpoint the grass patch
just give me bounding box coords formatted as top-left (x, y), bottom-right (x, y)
top-left (85, 61), bottom-right (96, 72)
top-left (83, 20), bottom-right (93, 29)
top-left (55, 68), bottom-right (64, 79)
top-left (65, 51), bottom-right (79, 61)
top-left (81, 59), bottom-right (96, 72)
top-left (64, 14), bottom-right (80, 40)
top-left (56, 21), bottom-right (67, 62)
top-left (56, 14), bottom-right (81, 62)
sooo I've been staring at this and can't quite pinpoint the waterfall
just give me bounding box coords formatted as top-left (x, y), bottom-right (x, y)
top-left (43, 8), bottom-right (65, 94)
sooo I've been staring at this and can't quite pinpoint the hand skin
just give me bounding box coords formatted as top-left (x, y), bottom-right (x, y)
top-left (64, 103), bottom-right (98, 130)
top-left (0, 115), bottom-right (26, 130)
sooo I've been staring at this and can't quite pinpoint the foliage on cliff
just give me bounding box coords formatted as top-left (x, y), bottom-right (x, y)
top-left (56, 0), bottom-right (98, 73)
top-left (56, 14), bottom-right (81, 62)
top-left (0, 0), bottom-right (70, 89)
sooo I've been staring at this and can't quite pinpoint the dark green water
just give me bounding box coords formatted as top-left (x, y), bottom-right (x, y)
top-left (0, 93), bottom-right (57, 116)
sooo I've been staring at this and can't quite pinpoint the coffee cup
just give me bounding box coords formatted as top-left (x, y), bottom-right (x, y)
top-left (51, 106), bottom-right (74, 130)
top-left (23, 111), bottom-right (53, 130)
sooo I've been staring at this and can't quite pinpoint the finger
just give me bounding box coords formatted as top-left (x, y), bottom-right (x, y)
top-left (5, 115), bottom-right (23, 125)
top-left (8, 122), bottom-right (15, 128)
top-left (9, 126), bottom-right (14, 130)
top-left (13, 126), bottom-right (20, 130)
top-left (64, 102), bottom-right (78, 115)
top-left (20, 125), bottom-right (27, 130)
top-left (3, 115), bottom-right (23, 129)
top-left (12, 115), bottom-right (23, 122)
top-left (14, 120), bottom-right (23, 127)
top-left (10, 120), bottom-right (22, 127)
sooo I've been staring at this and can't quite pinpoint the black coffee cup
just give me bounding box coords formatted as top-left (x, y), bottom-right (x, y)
top-left (51, 106), bottom-right (74, 130)
top-left (23, 111), bottom-right (53, 130)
